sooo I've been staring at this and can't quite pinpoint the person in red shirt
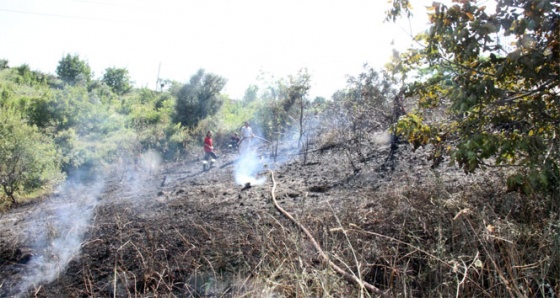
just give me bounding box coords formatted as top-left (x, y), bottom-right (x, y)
top-left (203, 131), bottom-right (218, 161)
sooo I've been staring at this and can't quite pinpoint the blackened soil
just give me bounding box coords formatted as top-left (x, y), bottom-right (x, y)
top-left (0, 141), bottom-right (462, 297)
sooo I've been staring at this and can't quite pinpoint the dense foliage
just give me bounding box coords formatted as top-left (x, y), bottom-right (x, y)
top-left (56, 54), bottom-right (92, 85)
top-left (390, 0), bottom-right (559, 194)
top-left (1, 0), bottom-right (558, 200)
top-left (173, 69), bottom-right (227, 128)
top-left (0, 64), bottom-right (202, 204)
top-left (0, 60), bottom-right (320, 205)
top-left (101, 67), bottom-right (132, 95)
top-left (251, 69), bottom-right (313, 148)
top-left (0, 108), bottom-right (63, 204)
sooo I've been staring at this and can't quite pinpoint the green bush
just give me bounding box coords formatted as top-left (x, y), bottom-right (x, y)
top-left (56, 54), bottom-right (91, 85)
top-left (0, 108), bottom-right (64, 205)
top-left (0, 59), bottom-right (8, 70)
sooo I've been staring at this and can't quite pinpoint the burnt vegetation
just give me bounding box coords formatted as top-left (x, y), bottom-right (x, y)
top-left (1, 121), bottom-right (557, 297)
top-left (1, 0), bottom-right (560, 297)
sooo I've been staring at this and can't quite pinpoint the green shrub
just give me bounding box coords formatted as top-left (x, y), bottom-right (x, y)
top-left (0, 108), bottom-right (64, 205)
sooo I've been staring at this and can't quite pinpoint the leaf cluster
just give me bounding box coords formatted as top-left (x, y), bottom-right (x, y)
top-left (56, 54), bottom-right (92, 86)
top-left (173, 69), bottom-right (227, 128)
top-left (392, 0), bottom-right (559, 194)
top-left (0, 108), bottom-right (64, 205)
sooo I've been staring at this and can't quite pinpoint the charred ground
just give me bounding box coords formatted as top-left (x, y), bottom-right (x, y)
top-left (1, 138), bottom-right (558, 297)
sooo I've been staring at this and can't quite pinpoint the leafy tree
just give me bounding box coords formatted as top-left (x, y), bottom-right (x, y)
top-left (102, 67), bottom-right (132, 95)
top-left (389, 0), bottom-right (559, 193)
top-left (173, 69), bottom-right (227, 128)
top-left (243, 84), bottom-right (259, 103)
top-left (333, 67), bottom-right (400, 134)
top-left (340, 65), bottom-right (400, 132)
top-left (283, 69), bottom-right (311, 147)
top-left (253, 69), bottom-right (311, 156)
top-left (26, 86), bottom-right (89, 132)
top-left (324, 66), bottom-right (400, 171)
top-left (253, 80), bottom-right (282, 140)
top-left (0, 108), bottom-right (62, 204)
top-left (56, 54), bottom-right (92, 85)
top-left (312, 96), bottom-right (326, 107)
top-left (0, 59), bottom-right (8, 70)
top-left (213, 96), bottom-right (256, 133)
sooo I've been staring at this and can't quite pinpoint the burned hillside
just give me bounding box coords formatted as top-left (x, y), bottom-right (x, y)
top-left (1, 131), bottom-right (558, 297)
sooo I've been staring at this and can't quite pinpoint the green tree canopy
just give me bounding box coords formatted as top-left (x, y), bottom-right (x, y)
top-left (312, 96), bottom-right (326, 106)
top-left (0, 108), bottom-right (63, 204)
top-left (243, 84), bottom-right (259, 103)
top-left (0, 59), bottom-right (9, 70)
top-left (254, 69), bottom-right (311, 142)
top-left (56, 54), bottom-right (92, 85)
top-left (102, 67), bottom-right (132, 95)
top-left (173, 69), bottom-right (227, 128)
top-left (339, 66), bottom-right (400, 131)
top-left (10, 64), bottom-right (49, 86)
top-left (390, 0), bottom-right (559, 193)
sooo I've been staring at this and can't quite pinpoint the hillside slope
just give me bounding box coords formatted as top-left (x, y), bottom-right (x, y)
top-left (1, 139), bottom-right (557, 297)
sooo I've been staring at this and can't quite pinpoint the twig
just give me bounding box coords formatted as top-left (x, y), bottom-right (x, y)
top-left (456, 251), bottom-right (479, 298)
top-left (462, 217), bottom-right (524, 297)
top-left (268, 170), bottom-right (387, 296)
top-left (113, 257), bottom-right (117, 298)
top-left (543, 131), bottom-right (556, 165)
top-left (327, 201), bottom-right (366, 298)
top-left (346, 223), bottom-right (487, 295)
top-left (347, 224), bottom-right (449, 267)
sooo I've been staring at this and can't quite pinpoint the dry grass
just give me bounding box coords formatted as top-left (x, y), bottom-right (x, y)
top-left (333, 167), bottom-right (560, 297)
top-left (2, 136), bottom-right (558, 297)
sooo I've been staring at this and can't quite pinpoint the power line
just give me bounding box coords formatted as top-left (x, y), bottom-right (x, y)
top-left (71, 0), bottom-right (148, 11)
top-left (0, 7), bottom-right (142, 24)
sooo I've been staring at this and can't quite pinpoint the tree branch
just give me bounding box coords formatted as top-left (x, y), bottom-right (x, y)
top-left (269, 170), bottom-right (387, 297)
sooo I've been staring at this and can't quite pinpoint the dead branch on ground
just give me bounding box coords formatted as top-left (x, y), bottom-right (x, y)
top-left (268, 170), bottom-right (388, 297)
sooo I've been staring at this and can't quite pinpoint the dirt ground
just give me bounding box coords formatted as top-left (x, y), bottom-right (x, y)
top-left (0, 138), bottom-right (492, 297)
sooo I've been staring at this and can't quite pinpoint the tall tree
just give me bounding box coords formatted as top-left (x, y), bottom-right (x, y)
top-left (102, 67), bottom-right (132, 95)
top-left (173, 69), bottom-right (227, 127)
top-left (254, 69), bottom-right (311, 142)
top-left (284, 69), bottom-right (311, 147)
top-left (390, 0), bottom-right (559, 193)
top-left (56, 54), bottom-right (92, 85)
top-left (0, 59), bottom-right (8, 70)
top-left (340, 65), bottom-right (400, 132)
top-left (243, 84), bottom-right (259, 103)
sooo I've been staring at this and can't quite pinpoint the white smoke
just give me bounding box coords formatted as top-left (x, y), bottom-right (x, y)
top-left (372, 131), bottom-right (391, 146)
top-left (137, 149), bottom-right (162, 174)
top-left (232, 115), bottom-right (324, 186)
top-left (118, 149), bottom-right (163, 200)
top-left (234, 149), bottom-right (267, 186)
top-left (15, 149), bottom-right (163, 296)
top-left (15, 178), bottom-right (103, 296)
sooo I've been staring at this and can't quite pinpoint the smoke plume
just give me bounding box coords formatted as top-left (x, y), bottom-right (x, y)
top-left (14, 177), bottom-right (103, 296)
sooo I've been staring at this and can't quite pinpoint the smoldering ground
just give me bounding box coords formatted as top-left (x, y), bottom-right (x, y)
top-left (0, 111), bottom-right (398, 297)
top-left (0, 150), bottom-right (164, 297)
top-left (231, 114), bottom-right (331, 187)
top-left (2, 176), bottom-right (104, 297)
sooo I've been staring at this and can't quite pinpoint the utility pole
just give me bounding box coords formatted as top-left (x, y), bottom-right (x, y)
top-left (156, 62), bottom-right (161, 92)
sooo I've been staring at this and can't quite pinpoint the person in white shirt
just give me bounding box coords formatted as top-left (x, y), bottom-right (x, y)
top-left (239, 121), bottom-right (254, 155)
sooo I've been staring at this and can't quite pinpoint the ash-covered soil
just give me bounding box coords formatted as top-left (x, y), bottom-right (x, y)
top-left (0, 140), bottom-right (469, 297)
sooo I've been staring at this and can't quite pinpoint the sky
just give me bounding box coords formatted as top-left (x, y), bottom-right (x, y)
top-left (0, 0), bottom-right (434, 99)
